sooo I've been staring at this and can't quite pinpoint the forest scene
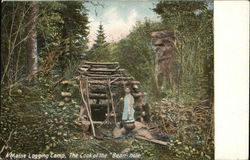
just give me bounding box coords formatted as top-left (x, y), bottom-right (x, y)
top-left (1, 0), bottom-right (214, 159)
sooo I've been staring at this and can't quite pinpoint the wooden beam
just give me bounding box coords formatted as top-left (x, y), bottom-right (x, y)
top-left (82, 73), bottom-right (125, 77)
top-left (88, 77), bottom-right (134, 81)
top-left (81, 71), bottom-right (125, 75)
top-left (87, 68), bottom-right (125, 72)
top-left (131, 81), bottom-right (140, 84)
top-left (85, 62), bottom-right (119, 65)
top-left (135, 135), bottom-right (168, 146)
top-left (92, 121), bottom-right (105, 124)
top-left (108, 79), bottom-right (117, 125)
top-left (79, 80), bottom-right (96, 137)
top-left (89, 93), bottom-right (108, 99)
top-left (90, 104), bottom-right (109, 108)
top-left (89, 85), bottom-right (107, 93)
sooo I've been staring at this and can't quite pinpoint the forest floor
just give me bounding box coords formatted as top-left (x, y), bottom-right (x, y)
top-left (0, 74), bottom-right (213, 160)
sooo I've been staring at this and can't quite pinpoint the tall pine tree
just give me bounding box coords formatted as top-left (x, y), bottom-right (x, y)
top-left (88, 23), bottom-right (110, 61)
top-left (93, 24), bottom-right (107, 48)
top-left (58, 1), bottom-right (89, 70)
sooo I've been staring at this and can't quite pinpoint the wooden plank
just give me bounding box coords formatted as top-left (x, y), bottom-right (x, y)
top-left (135, 135), bottom-right (168, 146)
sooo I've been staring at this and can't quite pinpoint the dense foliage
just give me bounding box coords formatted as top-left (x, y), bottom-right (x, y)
top-left (113, 21), bottom-right (155, 91)
top-left (1, 1), bottom-right (214, 159)
top-left (153, 1), bottom-right (214, 103)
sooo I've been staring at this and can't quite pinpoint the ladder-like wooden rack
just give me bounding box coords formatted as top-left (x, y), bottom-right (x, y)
top-left (77, 62), bottom-right (143, 137)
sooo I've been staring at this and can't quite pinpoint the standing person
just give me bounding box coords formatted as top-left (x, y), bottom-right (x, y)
top-left (121, 88), bottom-right (135, 126)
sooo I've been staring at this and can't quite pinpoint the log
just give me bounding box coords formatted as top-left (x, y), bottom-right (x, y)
top-left (77, 70), bottom-right (126, 77)
top-left (81, 65), bottom-right (119, 69)
top-left (90, 90), bottom-right (107, 94)
top-left (89, 85), bottom-right (107, 93)
top-left (82, 73), bottom-right (125, 77)
top-left (78, 68), bottom-right (88, 72)
top-left (88, 77), bottom-right (134, 81)
top-left (87, 79), bottom-right (136, 87)
top-left (92, 121), bottom-right (105, 124)
top-left (90, 104), bottom-right (109, 108)
top-left (112, 81), bottom-right (131, 85)
top-left (61, 92), bottom-right (71, 97)
top-left (88, 80), bottom-right (108, 85)
top-left (135, 135), bottom-right (168, 146)
top-left (85, 62), bottom-right (119, 65)
top-left (132, 84), bottom-right (139, 89)
top-left (60, 80), bottom-right (70, 85)
top-left (89, 93), bottom-right (108, 99)
top-left (80, 75), bottom-right (133, 80)
top-left (131, 81), bottom-right (140, 85)
top-left (80, 71), bottom-right (125, 75)
top-left (83, 64), bottom-right (118, 69)
top-left (87, 68), bottom-right (125, 72)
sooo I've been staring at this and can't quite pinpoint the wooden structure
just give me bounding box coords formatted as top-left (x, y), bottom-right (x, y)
top-left (77, 62), bottom-right (146, 137)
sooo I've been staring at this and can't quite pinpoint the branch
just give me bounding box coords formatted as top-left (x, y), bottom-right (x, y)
top-left (79, 80), bottom-right (96, 137)
top-left (0, 130), bottom-right (14, 155)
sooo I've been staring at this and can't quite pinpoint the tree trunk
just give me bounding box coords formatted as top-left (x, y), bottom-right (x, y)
top-left (26, 1), bottom-right (38, 75)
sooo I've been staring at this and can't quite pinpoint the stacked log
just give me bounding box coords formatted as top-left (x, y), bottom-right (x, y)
top-left (77, 62), bottom-right (149, 136)
top-left (59, 81), bottom-right (72, 106)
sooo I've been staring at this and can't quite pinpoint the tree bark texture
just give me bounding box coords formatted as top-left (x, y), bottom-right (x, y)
top-left (26, 1), bottom-right (38, 75)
